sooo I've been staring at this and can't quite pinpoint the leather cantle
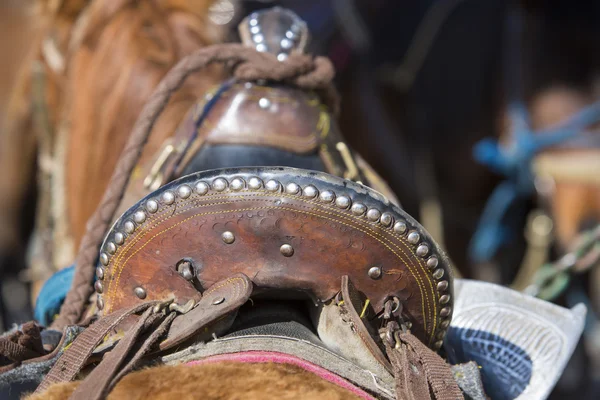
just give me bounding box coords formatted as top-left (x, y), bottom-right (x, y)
top-left (93, 167), bottom-right (454, 350)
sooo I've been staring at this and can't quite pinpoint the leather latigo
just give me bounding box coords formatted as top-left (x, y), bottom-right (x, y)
top-left (96, 168), bottom-right (454, 349)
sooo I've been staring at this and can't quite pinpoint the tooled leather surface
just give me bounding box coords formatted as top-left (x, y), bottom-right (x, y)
top-left (96, 168), bottom-right (454, 348)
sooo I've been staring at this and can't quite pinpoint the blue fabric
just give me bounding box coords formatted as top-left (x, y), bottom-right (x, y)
top-left (34, 265), bottom-right (75, 326)
top-left (469, 100), bottom-right (600, 263)
top-left (445, 327), bottom-right (533, 400)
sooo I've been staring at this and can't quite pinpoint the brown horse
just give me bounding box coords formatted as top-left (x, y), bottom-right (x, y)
top-left (0, 0), bottom-right (225, 303)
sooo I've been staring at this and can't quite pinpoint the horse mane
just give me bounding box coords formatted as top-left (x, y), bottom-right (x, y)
top-left (63, 0), bottom-right (223, 249)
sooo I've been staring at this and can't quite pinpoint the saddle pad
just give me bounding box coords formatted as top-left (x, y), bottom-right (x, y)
top-left (446, 279), bottom-right (585, 400)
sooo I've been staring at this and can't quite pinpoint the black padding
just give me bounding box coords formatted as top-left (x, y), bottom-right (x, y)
top-left (182, 144), bottom-right (326, 175)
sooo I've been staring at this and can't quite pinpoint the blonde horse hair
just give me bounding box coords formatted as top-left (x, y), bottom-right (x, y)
top-left (26, 362), bottom-right (363, 400)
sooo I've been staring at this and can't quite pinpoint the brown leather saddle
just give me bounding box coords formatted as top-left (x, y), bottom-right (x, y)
top-left (10, 8), bottom-right (468, 400)
top-left (96, 166), bottom-right (453, 350)
top-left (46, 165), bottom-right (457, 399)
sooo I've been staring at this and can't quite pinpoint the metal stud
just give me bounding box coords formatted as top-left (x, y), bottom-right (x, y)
top-left (250, 26), bottom-right (260, 34)
top-left (380, 213), bottom-right (393, 227)
top-left (280, 244), bottom-right (294, 257)
top-left (178, 185), bottom-right (192, 198)
top-left (265, 180), bottom-right (280, 192)
top-left (394, 221), bottom-right (407, 234)
top-left (258, 98), bottom-right (271, 109)
top-left (161, 191), bottom-right (175, 205)
top-left (440, 307), bottom-right (451, 317)
top-left (440, 294), bottom-right (451, 304)
top-left (100, 252), bottom-right (109, 266)
top-left (281, 38), bottom-right (292, 49)
top-left (195, 181), bottom-right (209, 195)
top-left (229, 178), bottom-right (244, 191)
top-left (416, 244), bottom-right (429, 257)
top-left (302, 185), bottom-right (318, 198)
top-left (248, 177), bottom-right (263, 189)
top-left (213, 178), bottom-right (227, 192)
top-left (368, 266), bottom-right (382, 279)
top-left (277, 53), bottom-right (288, 61)
top-left (96, 267), bottom-right (104, 280)
top-left (407, 231), bottom-right (420, 244)
top-left (97, 296), bottom-right (104, 310)
top-left (440, 320), bottom-right (450, 329)
top-left (133, 211), bottom-right (146, 224)
top-left (146, 200), bottom-right (159, 214)
top-left (319, 190), bottom-right (335, 203)
top-left (437, 331), bottom-right (446, 340)
top-left (335, 196), bottom-right (351, 209)
top-left (437, 281), bottom-right (449, 291)
top-left (351, 203), bottom-right (367, 216)
top-left (134, 287), bottom-right (147, 299)
top-left (114, 232), bottom-right (125, 245)
top-left (94, 281), bottom-right (103, 294)
top-left (433, 269), bottom-right (444, 280)
top-left (212, 297), bottom-right (225, 305)
top-left (106, 242), bottom-right (116, 255)
top-left (124, 221), bottom-right (136, 234)
top-left (256, 43), bottom-right (267, 52)
top-left (366, 208), bottom-right (381, 222)
top-left (285, 182), bottom-right (300, 194)
top-left (434, 340), bottom-right (444, 349)
top-left (222, 231), bottom-right (235, 244)
top-left (427, 257), bottom-right (438, 269)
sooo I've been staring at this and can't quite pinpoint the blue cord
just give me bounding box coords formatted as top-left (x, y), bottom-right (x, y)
top-left (34, 265), bottom-right (76, 326)
top-left (470, 100), bottom-right (600, 263)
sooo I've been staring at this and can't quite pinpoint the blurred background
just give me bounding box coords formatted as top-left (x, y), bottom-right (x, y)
top-left (0, 0), bottom-right (598, 398)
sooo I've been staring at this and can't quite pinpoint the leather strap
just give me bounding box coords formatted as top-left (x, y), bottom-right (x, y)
top-left (35, 275), bottom-right (253, 397)
top-left (68, 307), bottom-right (167, 400)
top-left (340, 276), bottom-right (392, 372)
top-left (160, 274), bottom-right (253, 350)
top-left (387, 339), bottom-right (431, 400)
top-left (35, 301), bottom-right (162, 393)
top-left (0, 338), bottom-right (41, 364)
top-left (69, 274), bottom-right (253, 399)
top-left (386, 331), bottom-right (464, 400)
top-left (0, 322), bottom-right (45, 365)
top-left (108, 313), bottom-right (176, 392)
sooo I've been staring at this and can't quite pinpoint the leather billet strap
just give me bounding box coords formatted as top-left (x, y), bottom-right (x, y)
top-left (36, 301), bottom-right (163, 393)
top-left (94, 167), bottom-right (454, 350)
top-left (35, 274), bottom-right (253, 398)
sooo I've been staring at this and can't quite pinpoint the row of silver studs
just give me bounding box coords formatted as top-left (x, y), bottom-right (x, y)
top-left (95, 175), bottom-right (452, 342)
